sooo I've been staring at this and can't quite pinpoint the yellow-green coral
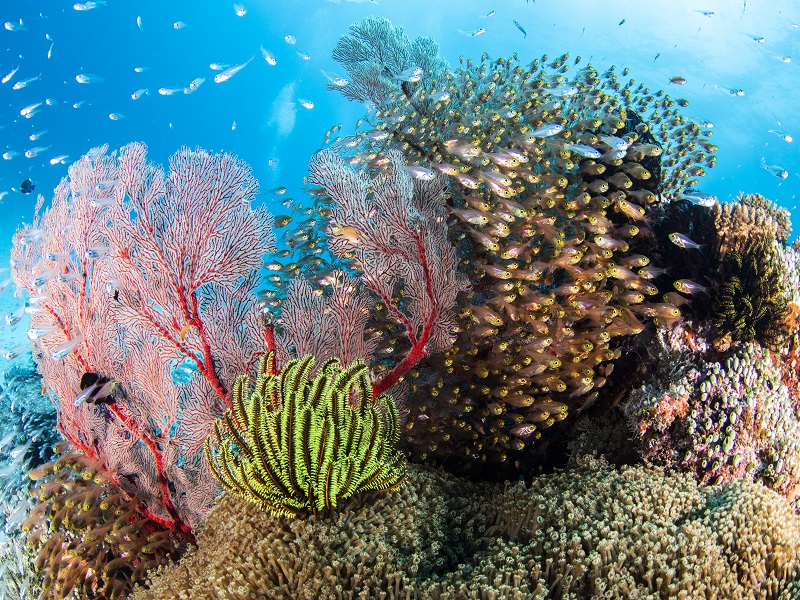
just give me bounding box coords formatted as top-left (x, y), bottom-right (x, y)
top-left (204, 352), bottom-right (406, 518)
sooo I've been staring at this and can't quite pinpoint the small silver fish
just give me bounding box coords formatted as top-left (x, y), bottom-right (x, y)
top-left (513, 19), bottom-right (527, 38)
top-left (1, 65), bottom-right (19, 84)
top-left (394, 66), bottom-right (423, 83)
top-left (762, 162), bottom-right (789, 179)
top-left (12, 75), bottom-right (41, 90)
top-left (75, 73), bottom-right (103, 84)
top-left (769, 129), bottom-right (793, 143)
top-left (213, 56), bottom-right (254, 83)
top-left (568, 144), bottom-right (601, 158)
top-left (260, 46), bottom-right (277, 66)
top-left (131, 87), bottom-right (148, 100)
top-left (668, 232), bottom-right (703, 250)
top-left (529, 123), bottom-right (564, 137)
top-left (680, 191), bottom-right (717, 207)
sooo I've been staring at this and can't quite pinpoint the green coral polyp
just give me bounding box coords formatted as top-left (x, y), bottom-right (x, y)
top-left (204, 352), bottom-right (407, 518)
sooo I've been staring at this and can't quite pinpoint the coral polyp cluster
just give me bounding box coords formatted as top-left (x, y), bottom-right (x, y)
top-left (320, 17), bottom-right (716, 470)
top-left (625, 329), bottom-right (800, 502)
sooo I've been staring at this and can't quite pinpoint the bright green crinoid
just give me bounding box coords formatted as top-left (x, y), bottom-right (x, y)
top-left (204, 352), bottom-right (407, 518)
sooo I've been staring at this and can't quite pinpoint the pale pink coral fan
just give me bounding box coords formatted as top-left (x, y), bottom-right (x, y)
top-left (10, 143), bottom-right (275, 533)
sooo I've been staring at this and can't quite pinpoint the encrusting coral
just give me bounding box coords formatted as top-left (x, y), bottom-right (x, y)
top-left (204, 352), bottom-right (406, 518)
top-left (624, 327), bottom-right (800, 503)
top-left (132, 457), bottom-right (800, 599)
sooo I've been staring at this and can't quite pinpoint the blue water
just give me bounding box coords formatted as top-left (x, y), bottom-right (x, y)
top-left (0, 0), bottom-right (798, 356)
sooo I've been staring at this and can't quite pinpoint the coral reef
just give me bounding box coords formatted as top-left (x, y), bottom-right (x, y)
top-left (132, 458), bottom-right (800, 599)
top-left (22, 443), bottom-right (189, 599)
top-left (204, 352), bottom-right (406, 517)
top-left (711, 192), bottom-right (791, 255)
top-left (625, 329), bottom-right (800, 502)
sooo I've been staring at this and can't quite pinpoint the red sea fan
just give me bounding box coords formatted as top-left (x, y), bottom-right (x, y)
top-left (10, 143), bottom-right (275, 534)
top-left (308, 149), bottom-right (469, 398)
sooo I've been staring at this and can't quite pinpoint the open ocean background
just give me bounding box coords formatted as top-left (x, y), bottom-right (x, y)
top-left (0, 0), bottom-right (797, 365)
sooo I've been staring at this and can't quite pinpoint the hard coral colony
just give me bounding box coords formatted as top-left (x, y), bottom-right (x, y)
top-left (3, 14), bottom-right (800, 600)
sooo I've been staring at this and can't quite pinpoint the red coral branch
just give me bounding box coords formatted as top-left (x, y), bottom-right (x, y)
top-left (373, 235), bottom-right (436, 397)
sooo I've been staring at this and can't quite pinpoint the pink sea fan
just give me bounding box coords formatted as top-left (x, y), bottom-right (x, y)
top-left (308, 149), bottom-right (468, 397)
top-left (10, 143), bottom-right (275, 532)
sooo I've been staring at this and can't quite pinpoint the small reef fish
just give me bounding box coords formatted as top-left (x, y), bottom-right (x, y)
top-left (296, 51), bottom-right (311, 61)
top-left (762, 161), bottom-right (789, 179)
top-left (12, 75), bottom-right (41, 90)
top-left (131, 87), bottom-right (149, 100)
top-left (74, 1), bottom-right (106, 10)
top-left (1, 66), bottom-right (19, 84)
top-left (213, 56), bottom-right (254, 83)
top-left (185, 77), bottom-right (205, 93)
top-left (298, 98), bottom-right (314, 109)
top-left (680, 191), bottom-right (717, 207)
top-left (29, 130), bottom-right (48, 141)
top-left (673, 279), bottom-right (710, 295)
top-left (285, 34), bottom-right (296, 44)
top-left (321, 70), bottom-right (347, 87)
top-left (668, 232), bottom-right (703, 250)
top-left (76, 73), bottom-right (103, 84)
top-left (480, 10), bottom-right (496, 18)
top-left (134, 66), bottom-right (150, 73)
top-left (260, 46), bottom-right (277, 66)
top-left (746, 34), bottom-right (765, 43)
top-left (234, 3), bottom-right (247, 16)
top-left (25, 146), bottom-right (50, 158)
top-left (20, 102), bottom-right (42, 117)
top-left (158, 87), bottom-right (183, 96)
top-left (137, 15), bottom-right (143, 30)
top-left (4, 19), bottom-right (26, 32)
top-left (49, 155), bottom-right (69, 165)
top-left (513, 20), bottom-right (527, 38)
top-left (769, 130), bottom-right (793, 143)
top-left (458, 28), bottom-right (486, 37)
top-left (718, 85), bottom-right (745, 96)
top-left (394, 66), bottom-right (423, 83)
top-left (692, 9), bottom-right (715, 16)
top-left (47, 42), bottom-right (55, 59)
top-left (569, 144), bottom-right (601, 158)
top-left (529, 123), bottom-right (564, 138)
top-left (670, 76), bottom-right (687, 85)
top-left (173, 21), bottom-right (188, 29)
top-left (108, 112), bottom-right (124, 120)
